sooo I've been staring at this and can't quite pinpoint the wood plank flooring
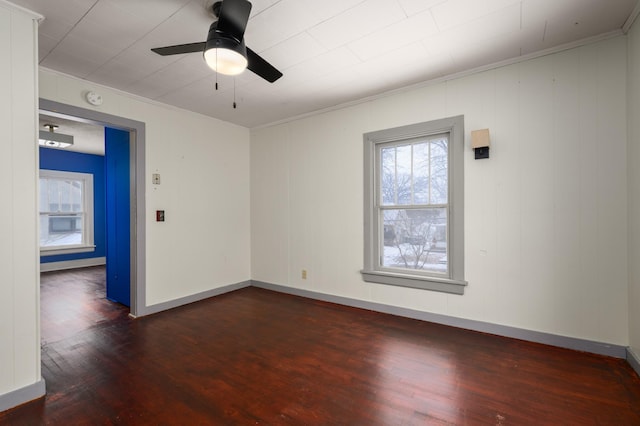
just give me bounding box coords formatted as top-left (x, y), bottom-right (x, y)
top-left (1, 267), bottom-right (640, 425)
top-left (39, 266), bottom-right (129, 345)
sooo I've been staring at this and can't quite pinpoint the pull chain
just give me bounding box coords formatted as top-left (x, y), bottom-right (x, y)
top-left (233, 78), bottom-right (237, 109)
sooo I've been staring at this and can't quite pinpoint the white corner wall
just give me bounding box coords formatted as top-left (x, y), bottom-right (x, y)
top-left (0, 0), bottom-right (44, 406)
top-left (39, 69), bottom-right (251, 307)
top-left (628, 18), bottom-right (640, 357)
top-left (251, 36), bottom-right (629, 346)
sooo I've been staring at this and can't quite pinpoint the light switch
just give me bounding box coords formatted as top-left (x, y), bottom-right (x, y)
top-left (156, 210), bottom-right (165, 222)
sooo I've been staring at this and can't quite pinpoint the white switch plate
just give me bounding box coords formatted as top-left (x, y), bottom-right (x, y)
top-left (152, 173), bottom-right (161, 185)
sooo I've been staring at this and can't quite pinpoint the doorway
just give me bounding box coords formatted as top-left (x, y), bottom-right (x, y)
top-left (39, 117), bottom-right (132, 308)
top-left (39, 98), bottom-right (146, 317)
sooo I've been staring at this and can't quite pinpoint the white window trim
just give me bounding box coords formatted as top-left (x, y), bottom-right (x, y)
top-left (362, 116), bottom-right (467, 295)
top-left (39, 169), bottom-right (96, 256)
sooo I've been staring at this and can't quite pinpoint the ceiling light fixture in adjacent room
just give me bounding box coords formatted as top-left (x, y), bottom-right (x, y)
top-left (39, 124), bottom-right (74, 149)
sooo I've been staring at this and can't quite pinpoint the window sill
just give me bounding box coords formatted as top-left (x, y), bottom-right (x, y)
top-left (40, 245), bottom-right (96, 256)
top-left (361, 270), bottom-right (467, 295)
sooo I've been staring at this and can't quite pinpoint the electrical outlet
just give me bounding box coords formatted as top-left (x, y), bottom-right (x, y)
top-left (301, 269), bottom-right (307, 279)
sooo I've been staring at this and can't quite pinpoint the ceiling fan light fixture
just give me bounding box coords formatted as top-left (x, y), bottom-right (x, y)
top-left (203, 21), bottom-right (248, 76)
top-left (204, 46), bottom-right (247, 75)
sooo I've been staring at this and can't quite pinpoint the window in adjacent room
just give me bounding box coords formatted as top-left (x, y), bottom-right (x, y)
top-left (362, 115), bottom-right (467, 295)
top-left (39, 169), bottom-right (95, 255)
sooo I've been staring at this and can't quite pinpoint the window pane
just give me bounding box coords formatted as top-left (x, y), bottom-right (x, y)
top-left (72, 180), bottom-right (83, 212)
top-left (413, 142), bottom-right (429, 204)
top-left (47, 179), bottom-right (60, 211)
top-left (430, 138), bottom-right (448, 204)
top-left (395, 145), bottom-right (412, 205)
top-left (60, 180), bottom-right (72, 212)
top-left (381, 208), bottom-right (447, 274)
top-left (40, 214), bottom-right (83, 247)
top-left (381, 147), bottom-right (396, 205)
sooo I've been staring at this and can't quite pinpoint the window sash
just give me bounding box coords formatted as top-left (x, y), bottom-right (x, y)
top-left (378, 207), bottom-right (449, 276)
top-left (377, 134), bottom-right (449, 208)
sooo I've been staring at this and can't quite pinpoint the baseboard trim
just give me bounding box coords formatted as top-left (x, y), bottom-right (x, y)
top-left (0, 378), bottom-right (45, 412)
top-left (251, 280), bottom-right (627, 359)
top-left (103, 276), bottom-right (632, 361)
top-left (134, 280), bottom-right (252, 317)
top-left (40, 257), bottom-right (106, 272)
top-left (627, 347), bottom-right (640, 377)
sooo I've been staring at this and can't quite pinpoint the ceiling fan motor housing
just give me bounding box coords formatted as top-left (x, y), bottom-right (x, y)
top-left (206, 21), bottom-right (246, 53)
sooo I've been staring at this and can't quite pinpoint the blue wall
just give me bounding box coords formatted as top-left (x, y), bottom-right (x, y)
top-left (39, 147), bottom-right (106, 264)
top-left (105, 127), bottom-right (131, 306)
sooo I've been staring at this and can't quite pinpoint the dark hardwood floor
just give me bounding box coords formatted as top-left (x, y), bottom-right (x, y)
top-left (1, 267), bottom-right (639, 425)
top-left (39, 266), bottom-right (129, 345)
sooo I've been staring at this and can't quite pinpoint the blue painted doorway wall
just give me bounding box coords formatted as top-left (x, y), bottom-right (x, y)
top-left (105, 127), bottom-right (130, 306)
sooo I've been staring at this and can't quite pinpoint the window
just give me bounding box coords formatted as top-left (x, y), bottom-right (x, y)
top-left (362, 116), bottom-right (466, 294)
top-left (39, 169), bottom-right (95, 255)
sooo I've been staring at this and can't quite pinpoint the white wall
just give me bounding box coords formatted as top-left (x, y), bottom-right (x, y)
top-left (0, 0), bottom-right (42, 400)
top-left (628, 18), bottom-right (640, 356)
top-left (251, 36), bottom-right (629, 346)
top-left (39, 69), bottom-right (251, 307)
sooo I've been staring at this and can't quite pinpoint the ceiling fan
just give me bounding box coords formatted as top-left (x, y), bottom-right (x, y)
top-left (151, 0), bottom-right (282, 83)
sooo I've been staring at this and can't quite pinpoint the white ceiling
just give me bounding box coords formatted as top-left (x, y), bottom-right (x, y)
top-left (12, 0), bottom-right (640, 128)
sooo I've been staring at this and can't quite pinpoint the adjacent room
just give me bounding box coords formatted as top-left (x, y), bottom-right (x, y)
top-left (2, 0), bottom-right (640, 423)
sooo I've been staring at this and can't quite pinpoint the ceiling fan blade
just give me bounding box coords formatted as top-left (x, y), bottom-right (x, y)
top-left (246, 47), bottom-right (282, 83)
top-left (216, 0), bottom-right (252, 41)
top-left (151, 42), bottom-right (206, 56)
